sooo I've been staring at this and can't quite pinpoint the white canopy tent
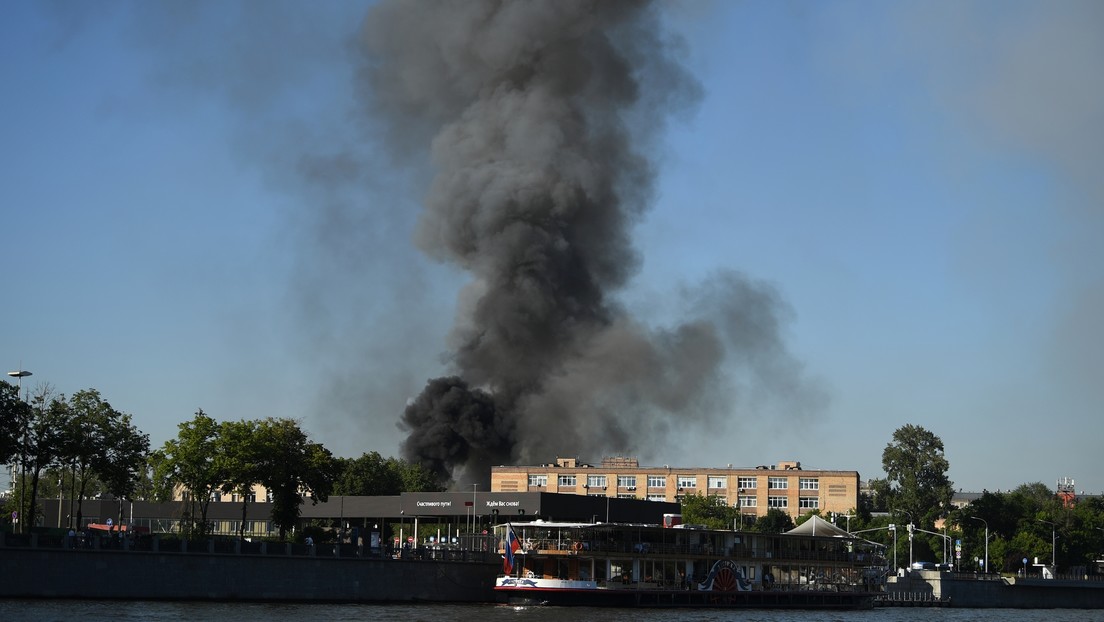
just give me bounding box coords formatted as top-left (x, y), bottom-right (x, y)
top-left (785, 514), bottom-right (853, 538)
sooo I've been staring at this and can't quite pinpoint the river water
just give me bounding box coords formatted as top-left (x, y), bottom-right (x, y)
top-left (1, 601), bottom-right (1102, 622)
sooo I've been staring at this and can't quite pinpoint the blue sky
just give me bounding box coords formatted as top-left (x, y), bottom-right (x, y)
top-left (2, 1), bottom-right (1101, 496)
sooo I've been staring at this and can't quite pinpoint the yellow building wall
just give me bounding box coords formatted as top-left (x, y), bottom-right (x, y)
top-left (490, 460), bottom-right (860, 520)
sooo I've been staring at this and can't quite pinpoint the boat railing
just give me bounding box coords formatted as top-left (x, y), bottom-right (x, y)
top-left (517, 539), bottom-right (865, 566)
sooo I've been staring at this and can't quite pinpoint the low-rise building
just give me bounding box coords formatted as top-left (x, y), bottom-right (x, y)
top-left (491, 456), bottom-right (860, 520)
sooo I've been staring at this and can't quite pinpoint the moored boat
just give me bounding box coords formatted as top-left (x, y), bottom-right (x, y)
top-left (493, 517), bottom-right (886, 608)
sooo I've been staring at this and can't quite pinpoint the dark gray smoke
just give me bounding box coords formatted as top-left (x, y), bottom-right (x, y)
top-left (359, 0), bottom-right (822, 487)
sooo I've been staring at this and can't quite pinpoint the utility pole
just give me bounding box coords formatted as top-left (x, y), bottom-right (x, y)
top-left (7, 369), bottom-right (32, 535)
top-left (970, 516), bottom-right (989, 574)
top-left (1038, 519), bottom-right (1057, 576)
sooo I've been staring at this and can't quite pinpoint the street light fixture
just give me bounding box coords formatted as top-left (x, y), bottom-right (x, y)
top-left (895, 510), bottom-right (914, 569)
top-left (970, 516), bottom-right (989, 574)
top-left (1038, 519), bottom-right (1057, 576)
top-left (7, 369), bottom-right (32, 535)
top-left (888, 524), bottom-right (897, 571)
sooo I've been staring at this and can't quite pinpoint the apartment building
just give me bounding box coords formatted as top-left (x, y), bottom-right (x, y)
top-left (491, 456), bottom-right (860, 519)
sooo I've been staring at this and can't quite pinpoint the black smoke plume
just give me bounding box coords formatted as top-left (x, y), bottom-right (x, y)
top-left (359, 0), bottom-right (822, 487)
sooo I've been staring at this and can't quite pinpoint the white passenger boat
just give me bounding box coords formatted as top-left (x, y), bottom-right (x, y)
top-left (493, 517), bottom-right (885, 608)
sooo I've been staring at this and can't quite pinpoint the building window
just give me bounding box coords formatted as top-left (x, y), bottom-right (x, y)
top-left (708, 476), bottom-right (727, 489)
top-left (647, 475), bottom-right (666, 488)
top-left (768, 477), bottom-right (788, 490)
top-left (647, 494), bottom-right (667, 502)
top-left (677, 476), bottom-right (696, 489)
top-left (587, 475), bottom-right (607, 489)
top-left (558, 474), bottom-right (577, 487)
top-left (210, 492), bottom-right (221, 502)
top-left (799, 478), bottom-right (819, 491)
top-left (767, 496), bottom-right (788, 508)
top-left (799, 497), bottom-right (819, 509)
top-left (737, 476), bottom-right (757, 490)
top-left (617, 475), bottom-right (637, 489)
top-left (528, 475), bottom-right (548, 488)
top-left (617, 493), bottom-right (636, 499)
top-left (739, 495), bottom-right (757, 508)
top-left (265, 491), bottom-right (273, 503)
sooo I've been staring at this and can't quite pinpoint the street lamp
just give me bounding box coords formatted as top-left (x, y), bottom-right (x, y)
top-left (1038, 519), bottom-right (1057, 576)
top-left (888, 524), bottom-right (897, 571)
top-left (970, 516), bottom-right (989, 574)
top-left (7, 369), bottom-right (32, 535)
top-left (895, 510), bottom-right (914, 569)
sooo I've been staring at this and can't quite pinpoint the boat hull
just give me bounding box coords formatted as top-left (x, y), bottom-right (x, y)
top-left (496, 578), bottom-right (877, 609)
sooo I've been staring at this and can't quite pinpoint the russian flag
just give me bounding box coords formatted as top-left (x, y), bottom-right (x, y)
top-left (503, 523), bottom-right (521, 574)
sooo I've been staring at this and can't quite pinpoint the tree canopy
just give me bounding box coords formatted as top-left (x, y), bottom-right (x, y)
top-left (873, 423), bottom-right (954, 529)
top-left (253, 417), bottom-right (339, 540)
top-left (0, 381), bottom-right (29, 466)
top-left (680, 493), bottom-right (740, 530)
top-left (154, 410), bottom-right (224, 537)
top-left (333, 451), bottom-right (442, 496)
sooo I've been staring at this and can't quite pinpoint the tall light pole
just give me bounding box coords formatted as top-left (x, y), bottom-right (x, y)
top-left (1038, 519), bottom-right (1057, 575)
top-left (7, 369), bottom-right (32, 534)
top-left (888, 524), bottom-right (897, 571)
top-left (896, 510), bottom-right (914, 569)
top-left (970, 516), bottom-right (989, 574)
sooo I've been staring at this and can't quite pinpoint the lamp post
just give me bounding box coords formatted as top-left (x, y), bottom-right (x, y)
top-left (1038, 519), bottom-right (1057, 575)
top-left (888, 524), bottom-right (897, 571)
top-left (970, 516), bottom-right (989, 574)
top-left (896, 510), bottom-right (914, 569)
top-left (7, 369), bottom-right (32, 534)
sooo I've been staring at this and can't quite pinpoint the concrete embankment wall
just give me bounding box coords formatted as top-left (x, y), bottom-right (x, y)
top-left (0, 546), bottom-right (501, 603)
top-left (891, 571), bottom-right (1104, 608)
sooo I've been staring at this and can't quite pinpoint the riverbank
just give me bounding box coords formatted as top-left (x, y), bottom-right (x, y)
top-left (888, 569), bottom-right (1104, 608)
top-left (0, 532), bottom-right (500, 603)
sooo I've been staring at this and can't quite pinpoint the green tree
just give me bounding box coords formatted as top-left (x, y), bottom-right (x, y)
top-left (333, 452), bottom-right (444, 496)
top-left (157, 411), bottom-right (225, 537)
top-left (0, 381), bottom-right (32, 532)
top-left (395, 457), bottom-right (442, 492)
top-left (947, 483), bottom-right (1104, 575)
top-left (144, 449), bottom-right (175, 503)
top-left (254, 418), bottom-right (338, 540)
top-left (879, 424), bottom-right (954, 529)
top-left (334, 452), bottom-right (397, 496)
top-left (0, 380), bottom-right (27, 467)
top-left (754, 508), bottom-right (795, 533)
top-left (58, 389), bottom-right (122, 528)
top-left (680, 492), bottom-right (739, 530)
top-left (217, 418), bottom-right (265, 540)
top-left (97, 411), bottom-right (150, 525)
top-left (21, 385), bottom-right (66, 532)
